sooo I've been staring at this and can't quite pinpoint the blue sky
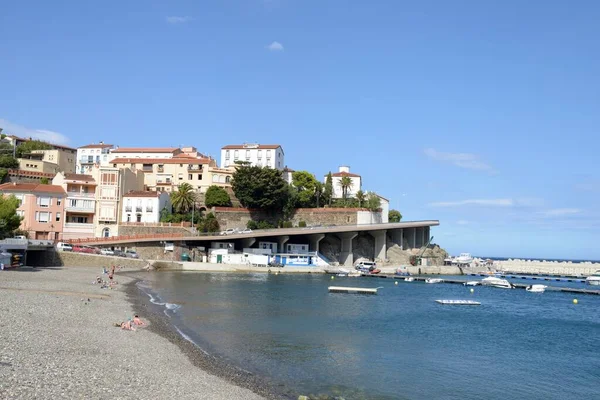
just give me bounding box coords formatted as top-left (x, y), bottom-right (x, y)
top-left (1, 1), bottom-right (599, 259)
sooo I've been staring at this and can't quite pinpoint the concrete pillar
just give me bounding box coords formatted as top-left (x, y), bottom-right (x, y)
top-left (425, 226), bottom-right (431, 243)
top-left (277, 236), bottom-right (289, 254)
top-left (337, 232), bottom-right (358, 267)
top-left (370, 230), bottom-right (387, 262)
top-left (241, 237), bottom-right (256, 249)
top-left (410, 228), bottom-right (416, 249)
top-left (309, 234), bottom-right (325, 253)
top-left (390, 229), bottom-right (403, 250)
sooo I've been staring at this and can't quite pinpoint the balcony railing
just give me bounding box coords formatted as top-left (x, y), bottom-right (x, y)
top-left (146, 207), bottom-right (153, 212)
top-left (64, 223), bottom-right (94, 230)
top-left (135, 207), bottom-right (142, 212)
top-left (66, 205), bottom-right (95, 213)
top-left (125, 206), bottom-right (132, 212)
top-left (156, 180), bottom-right (172, 185)
top-left (67, 192), bottom-right (95, 198)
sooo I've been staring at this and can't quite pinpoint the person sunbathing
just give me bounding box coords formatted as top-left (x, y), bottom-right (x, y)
top-left (133, 315), bottom-right (145, 326)
top-left (115, 321), bottom-right (135, 331)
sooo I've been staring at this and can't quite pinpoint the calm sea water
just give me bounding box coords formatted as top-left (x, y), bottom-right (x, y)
top-left (139, 273), bottom-right (600, 399)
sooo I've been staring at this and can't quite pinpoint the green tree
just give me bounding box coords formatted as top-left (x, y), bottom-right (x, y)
top-left (15, 140), bottom-right (52, 158)
top-left (314, 181), bottom-right (323, 208)
top-left (171, 183), bottom-right (196, 213)
top-left (40, 177), bottom-right (49, 184)
top-left (0, 195), bottom-right (23, 239)
top-left (292, 171), bottom-right (319, 208)
top-left (282, 183), bottom-right (298, 220)
top-left (231, 165), bottom-right (289, 211)
top-left (338, 176), bottom-right (352, 201)
top-left (0, 155), bottom-right (18, 169)
top-left (204, 185), bottom-right (231, 207)
top-left (197, 212), bottom-right (220, 232)
top-left (159, 206), bottom-right (172, 222)
top-left (366, 192), bottom-right (382, 211)
top-left (323, 172), bottom-right (333, 206)
top-left (355, 190), bottom-right (366, 208)
top-left (389, 209), bottom-right (402, 222)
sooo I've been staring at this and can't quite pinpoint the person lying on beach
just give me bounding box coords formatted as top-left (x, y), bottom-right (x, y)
top-left (115, 321), bottom-right (136, 331)
top-left (133, 315), bottom-right (145, 326)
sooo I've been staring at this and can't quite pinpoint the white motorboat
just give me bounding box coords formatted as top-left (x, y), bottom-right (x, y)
top-left (435, 299), bottom-right (481, 305)
top-left (425, 278), bottom-right (444, 284)
top-left (452, 253), bottom-right (474, 266)
top-left (404, 277), bottom-right (415, 282)
top-left (463, 281), bottom-right (480, 286)
top-left (481, 277), bottom-right (513, 289)
top-left (526, 284), bottom-right (547, 293)
top-left (585, 270), bottom-right (600, 286)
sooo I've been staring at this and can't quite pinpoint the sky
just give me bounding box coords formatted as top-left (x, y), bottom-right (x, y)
top-left (1, 0), bottom-right (599, 260)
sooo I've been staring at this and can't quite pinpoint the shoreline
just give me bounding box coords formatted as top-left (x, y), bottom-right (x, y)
top-left (0, 266), bottom-right (280, 399)
top-left (122, 271), bottom-right (296, 400)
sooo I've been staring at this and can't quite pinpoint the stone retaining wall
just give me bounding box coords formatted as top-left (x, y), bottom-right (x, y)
top-left (26, 249), bottom-right (183, 269)
top-left (118, 225), bottom-right (192, 237)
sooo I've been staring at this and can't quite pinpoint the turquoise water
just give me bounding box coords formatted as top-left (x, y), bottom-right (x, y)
top-left (140, 273), bottom-right (600, 399)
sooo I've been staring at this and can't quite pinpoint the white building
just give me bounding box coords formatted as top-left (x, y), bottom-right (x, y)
top-left (325, 166), bottom-right (362, 199)
top-left (108, 147), bottom-right (181, 163)
top-left (282, 166), bottom-right (294, 184)
top-left (76, 143), bottom-right (115, 174)
top-left (220, 143), bottom-right (284, 170)
top-left (121, 191), bottom-right (171, 224)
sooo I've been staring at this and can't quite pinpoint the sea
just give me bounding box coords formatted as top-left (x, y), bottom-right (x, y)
top-left (137, 272), bottom-right (600, 400)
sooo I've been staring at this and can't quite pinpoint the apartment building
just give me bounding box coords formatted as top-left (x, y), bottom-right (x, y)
top-left (220, 143), bottom-right (284, 170)
top-left (110, 153), bottom-right (232, 193)
top-left (121, 191), bottom-right (171, 223)
top-left (76, 142), bottom-right (114, 173)
top-left (0, 183), bottom-right (66, 240)
top-left (52, 172), bottom-right (97, 240)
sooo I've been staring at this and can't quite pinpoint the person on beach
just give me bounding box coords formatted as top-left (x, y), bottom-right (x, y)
top-left (133, 315), bottom-right (145, 326)
top-left (115, 321), bottom-right (136, 331)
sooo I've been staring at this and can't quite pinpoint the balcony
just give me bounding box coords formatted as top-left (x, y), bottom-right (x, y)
top-left (135, 207), bottom-right (143, 212)
top-left (146, 207), bottom-right (153, 213)
top-left (188, 165), bottom-right (202, 171)
top-left (66, 205), bottom-right (95, 213)
top-left (156, 180), bottom-right (172, 185)
top-left (125, 206), bottom-right (132, 212)
top-left (67, 192), bottom-right (95, 198)
top-left (64, 222), bottom-right (94, 230)
top-left (79, 158), bottom-right (95, 164)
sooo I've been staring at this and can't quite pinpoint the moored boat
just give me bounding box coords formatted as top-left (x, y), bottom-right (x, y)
top-left (435, 299), bottom-right (481, 305)
top-left (404, 277), bottom-right (415, 282)
top-left (585, 270), bottom-right (600, 286)
top-left (463, 281), bottom-right (480, 286)
top-left (425, 278), bottom-right (444, 284)
top-left (481, 277), bottom-right (513, 289)
top-left (526, 284), bottom-right (547, 293)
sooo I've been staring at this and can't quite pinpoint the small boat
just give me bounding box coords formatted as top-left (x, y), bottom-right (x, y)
top-left (481, 277), bottom-right (513, 289)
top-left (336, 273), bottom-right (348, 277)
top-left (586, 270), bottom-right (600, 286)
top-left (452, 253), bottom-right (474, 266)
top-left (526, 284), bottom-right (547, 293)
top-left (395, 268), bottom-right (410, 276)
top-left (425, 278), bottom-right (444, 284)
top-left (328, 286), bottom-right (378, 295)
top-left (404, 277), bottom-right (415, 282)
top-left (435, 299), bottom-right (481, 305)
top-left (463, 281), bottom-right (480, 286)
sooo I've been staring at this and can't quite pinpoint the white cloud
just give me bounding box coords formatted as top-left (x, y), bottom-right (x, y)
top-left (539, 208), bottom-right (582, 217)
top-left (166, 16), bottom-right (192, 24)
top-left (0, 118), bottom-right (70, 145)
top-left (424, 148), bottom-right (494, 172)
top-left (266, 41), bottom-right (284, 51)
top-left (456, 220), bottom-right (469, 225)
top-left (429, 199), bottom-right (514, 207)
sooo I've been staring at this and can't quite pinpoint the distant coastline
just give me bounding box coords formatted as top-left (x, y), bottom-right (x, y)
top-left (478, 256), bottom-right (600, 264)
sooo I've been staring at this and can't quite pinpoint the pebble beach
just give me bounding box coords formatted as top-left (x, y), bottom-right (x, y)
top-left (0, 266), bottom-right (276, 400)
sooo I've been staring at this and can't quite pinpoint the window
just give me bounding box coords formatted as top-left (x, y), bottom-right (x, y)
top-left (56, 212), bottom-right (61, 222)
top-left (16, 210), bottom-right (24, 217)
top-left (267, 150), bottom-right (272, 158)
top-left (36, 211), bottom-right (50, 223)
top-left (225, 150), bottom-right (230, 159)
top-left (57, 198), bottom-right (61, 206)
top-left (234, 150), bottom-right (239, 159)
top-left (178, 173), bottom-right (183, 180)
top-left (197, 174), bottom-right (202, 180)
top-left (212, 175), bottom-right (218, 183)
top-left (188, 174), bottom-right (192, 180)
top-left (136, 214), bottom-right (142, 222)
top-left (126, 214), bottom-right (131, 222)
top-left (257, 150), bottom-right (262, 159)
top-left (71, 216), bottom-right (88, 223)
top-left (245, 150), bottom-right (250, 160)
top-left (38, 197), bottom-right (50, 207)
top-left (225, 176), bottom-right (230, 183)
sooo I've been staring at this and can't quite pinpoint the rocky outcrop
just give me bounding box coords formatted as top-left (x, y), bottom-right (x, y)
top-left (319, 235), bottom-right (341, 266)
top-left (352, 233), bottom-right (374, 262)
top-left (385, 243), bottom-right (449, 266)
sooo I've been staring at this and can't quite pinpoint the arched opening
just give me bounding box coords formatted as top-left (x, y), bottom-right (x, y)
top-left (225, 176), bottom-right (231, 183)
top-left (102, 227), bottom-right (110, 238)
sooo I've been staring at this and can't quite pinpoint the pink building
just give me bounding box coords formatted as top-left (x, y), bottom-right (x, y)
top-left (52, 173), bottom-right (97, 240)
top-left (0, 183), bottom-right (67, 240)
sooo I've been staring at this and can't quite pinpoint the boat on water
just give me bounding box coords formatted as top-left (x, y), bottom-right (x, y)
top-left (404, 277), bottom-right (415, 282)
top-left (435, 299), bottom-right (481, 305)
top-left (463, 281), bottom-right (480, 286)
top-left (425, 278), bottom-right (444, 284)
top-left (526, 284), bottom-right (547, 293)
top-left (481, 277), bottom-right (513, 289)
top-left (586, 270), bottom-right (600, 286)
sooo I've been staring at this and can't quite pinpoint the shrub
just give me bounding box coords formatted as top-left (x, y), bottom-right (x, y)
top-left (257, 220), bottom-right (274, 230)
top-left (247, 220), bottom-right (258, 230)
top-left (298, 220), bottom-right (307, 228)
top-left (282, 221), bottom-right (293, 228)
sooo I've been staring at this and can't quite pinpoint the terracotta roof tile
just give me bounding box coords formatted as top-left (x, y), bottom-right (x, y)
top-left (331, 172), bottom-right (361, 178)
top-left (123, 190), bottom-right (161, 198)
top-left (0, 183), bottom-right (66, 195)
top-left (111, 147), bottom-right (179, 153)
top-left (64, 173), bottom-right (96, 183)
top-left (78, 143), bottom-right (113, 149)
top-left (111, 157), bottom-right (211, 165)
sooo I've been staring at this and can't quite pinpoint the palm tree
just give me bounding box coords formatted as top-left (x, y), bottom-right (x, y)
top-left (338, 176), bottom-right (353, 201)
top-left (171, 183), bottom-right (196, 213)
top-left (355, 190), bottom-right (365, 207)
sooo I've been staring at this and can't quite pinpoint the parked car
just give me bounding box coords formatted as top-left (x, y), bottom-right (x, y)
top-left (240, 228), bottom-right (253, 234)
top-left (100, 248), bottom-right (114, 256)
top-left (220, 228), bottom-right (238, 236)
top-left (113, 250), bottom-right (126, 257)
top-left (13, 235), bottom-right (27, 240)
top-left (72, 245), bottom-right (85, 253)
top-left (81, 246), bottom-right (98, 254)
top-left (125, 250), bottom-right (139, 259)
top-left (56, 242), bottom-right (73, 252)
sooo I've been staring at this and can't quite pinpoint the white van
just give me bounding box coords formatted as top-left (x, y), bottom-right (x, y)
top-left (56, 242), bottom-right (73, 252)
top-left (355, 261), bottom-right (377, 271)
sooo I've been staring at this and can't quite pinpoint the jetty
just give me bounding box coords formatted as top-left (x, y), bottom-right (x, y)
top-left (328, 286), bottom-right (379, 295)
top-left (360, 274), bottom-right (600, 296)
